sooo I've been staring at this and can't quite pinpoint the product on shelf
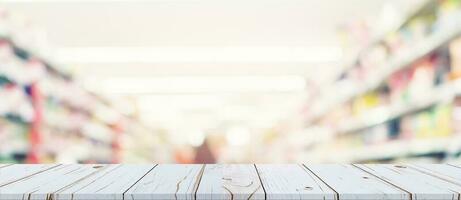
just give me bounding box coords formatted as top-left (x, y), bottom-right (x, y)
top-left (351, 89), bottom-right (387, 116)
top-left (0, 8), bottom-right (173, 163)
top-left (450, 36), bottom-right (461, 79)
top-left (0, 84), bottom-right (34, 122)
top-left (305, 0), bottom-right (461, 131)
top-left (453, 96), bottom-right (461, 133)
top-left (0, 118), bottom-right (28, 163)
top-left (303, 0), bottom-right (461, 163)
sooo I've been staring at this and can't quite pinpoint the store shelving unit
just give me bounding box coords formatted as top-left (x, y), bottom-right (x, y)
top-left (308, 23), bottom-right (461, 123)
top-left (338, 0), bottom-right (437, 83)
top-left (336, 79), bottom-right (461, 134)
top-left (311, 136), bottom-right (461, 163)
top-left (0, 10), bottom-right (171, 163)
top-left (303, 0), bottom-right (461, 163)
top-left (0, 37), bottom-right (114, 163)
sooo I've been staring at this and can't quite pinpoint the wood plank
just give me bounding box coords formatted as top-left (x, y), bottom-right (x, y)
top-left (0, 164), bottom-right (106, 200)
top-left (256, 164), bottom-right (336, 200)
top-left (196, 164), bottom-right (265, 200)
top-left (126, 164), bottom-right (203, 200)
top-left (0, 164), bottom-right (59, 187)
top-left (357, 164), bottom-right (461, 200)
top-left (410, 164), bottom-right (461, 186)
top-left (0, 164), bottom-right (13, 169)
top-left (55, 164), bottom-right (155, 200)
top-left (305, 164), bottom-right (410, 200)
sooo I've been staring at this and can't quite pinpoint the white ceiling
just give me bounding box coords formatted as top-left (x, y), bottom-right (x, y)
top-left (2, 0), bottom-right (401, 47)
top-left (1, 0), bottom-right (417, 76)
top-left (0, 0), bottom-right (419, 136)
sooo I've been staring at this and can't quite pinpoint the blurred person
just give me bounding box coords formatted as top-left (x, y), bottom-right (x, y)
top-left (194, 139), bottom-right (216, 163)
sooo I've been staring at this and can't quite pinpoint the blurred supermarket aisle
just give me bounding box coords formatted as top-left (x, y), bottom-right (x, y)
top-left (1, 0), bottom-right (461, 163)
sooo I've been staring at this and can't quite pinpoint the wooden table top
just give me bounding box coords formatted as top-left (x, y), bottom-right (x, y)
top-left (0, 164), bottom-right (460, 199)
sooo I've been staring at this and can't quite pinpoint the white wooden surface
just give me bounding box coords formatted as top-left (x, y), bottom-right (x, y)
top-left (55, 164), bottom-right (155, 200)
top-left (0, 164), bottom-right (461, 199)
top-left (0, 164), bottom-right (12, 169)
top-left (306, 164), bottom-right (410, 200)
top-left (409, 164), bottom-right (461, 185)
top-left (357, 164), bottom-right (461, 200)
top-left (126, 164), bottom-right (202, 200)
top-left (0, 164), bottom-right (103, 200)
top-left (256, 164), bottom-right (336, 200)
top-left (0, 164), bottom-right (58, 187)
top-left (195, 164), bottom-right (265, 200)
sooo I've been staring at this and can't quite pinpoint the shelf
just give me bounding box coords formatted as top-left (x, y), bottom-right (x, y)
top-left (0, 36), bottom-right (72, 81)
top-left (0, 8), bottom-right (173, 163)
top-left (0, 113), bottom-right (29, 125)
top-left (308, 21), bottom-right (461, 124)
top-left (319, 135), bottom-right (461, 163)
top-left (338, 0), bottom-right (435, 78)
top-left (0, 75), bottom-right (14, 86)
top-left (336, 80), bottom-right (461, 134)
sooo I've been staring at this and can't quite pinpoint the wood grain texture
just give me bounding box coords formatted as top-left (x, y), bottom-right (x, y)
top-left (1, 164), bottom-right (461, 200)
top-left (196, 164), bottom-right (265, 200)
top-left (126, 164), bottom-right (203, 200)
top-left (357, 164), bottom-right (461, 200)
top-left (0, 164), bottom-right (13, 169)
top-left (0, 164), bottom-right (106, 200)
top-left (0, 164), bottom-right (59, 187)
top-left (256, 164), bottom-right (336, 200)
top-left (410, 164), bottom-right (461, 186)
top-left (55, 164), bottom-right (155, 200)
top-left (305, 164), bottom-right (410, 200)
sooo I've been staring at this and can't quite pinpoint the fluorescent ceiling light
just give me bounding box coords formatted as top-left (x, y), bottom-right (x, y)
top-left (187, 130), bottom-right (205, 147)
top-left (97, 76), bottom-right (306, 94)
top-left (226, 126), bottom-right (251, 146)
top-left (137, 94), bottom-right (224, 111)
top-left (55, 46), bottom-right (343, 63)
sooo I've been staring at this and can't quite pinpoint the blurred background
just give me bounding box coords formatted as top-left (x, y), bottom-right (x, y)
top-left (1, 0), bottom-right (461, 164)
